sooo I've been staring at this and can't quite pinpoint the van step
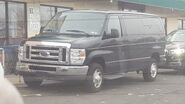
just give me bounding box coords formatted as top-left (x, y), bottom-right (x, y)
top-left (103, 73), bottom-right (125, 80)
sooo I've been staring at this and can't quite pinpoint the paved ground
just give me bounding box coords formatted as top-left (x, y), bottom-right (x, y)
top-left (6, 69), bottom-right (185, 104)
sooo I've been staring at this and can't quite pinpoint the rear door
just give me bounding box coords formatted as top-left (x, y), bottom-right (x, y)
top-left (121, 14), bottom-right (165, 72)
top-left (141, 16), bottom-right (165, 61)
top-left (142, 16), bottom-right (165, 40)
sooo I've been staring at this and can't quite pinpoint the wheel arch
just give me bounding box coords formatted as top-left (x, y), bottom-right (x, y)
top-left (151, 52), bottom-right (160, 62)
top-left (87, 56), bottom-right (106, 73)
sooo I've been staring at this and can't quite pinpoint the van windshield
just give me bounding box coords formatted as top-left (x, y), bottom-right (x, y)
top-left (167, 30), bottom-right (185, 42)
top-left (42, 12), bottom-right (106, 36)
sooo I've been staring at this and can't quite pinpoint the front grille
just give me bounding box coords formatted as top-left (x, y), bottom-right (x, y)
top-left (25, 45), bottom-right (67, 64)
top-left (26, 46), bottom-right (30, 59)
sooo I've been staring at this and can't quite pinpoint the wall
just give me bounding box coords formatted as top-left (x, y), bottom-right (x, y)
top-left (145, 6), bottom-right (185, 34)
top-left (166, 18), bottom-right (179, 34)
top-left (11, 0), bottom-right (185, 36)
top-left (15, 0), bottom-right (118, 38)
top-left (42, 0), bottom-right (118, 10)
top-left (27, 3), bottom-right (41, 37)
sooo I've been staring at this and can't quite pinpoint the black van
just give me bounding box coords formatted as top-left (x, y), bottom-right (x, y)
top-left (16, 10), bottom-right (165, 92)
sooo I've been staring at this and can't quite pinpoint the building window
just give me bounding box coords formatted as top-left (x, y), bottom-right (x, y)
top-left (0, 1), bottom-right (27, 45)
top-left (40, 5), bottom-right (73, 26)
top-left (0, 1), bottom-right (6, 45)
top-left (118, 1), bottom-right (145, 12)
top-left (178, 19), bottom-right (185, 29)
top-left (123, 9), bottom-right (138, 12)
top-left (40, 6), bottom-right (55, 26)
top-left (8, 2), bottom-right (27, 45)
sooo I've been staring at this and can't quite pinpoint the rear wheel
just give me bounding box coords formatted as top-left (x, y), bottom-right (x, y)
top-left (86, 63), bottom-right (103, 93)
top-left (23, 75), bottom-right (43, 88)
top-left (143, 58), bottom-right (158, 81)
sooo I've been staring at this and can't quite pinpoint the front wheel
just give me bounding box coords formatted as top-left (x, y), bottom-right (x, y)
top-left (23, 75), bottom-right (43, 88)
top-left (143, 58), bottom-right (158, 82)
top-left (86, 63), bottom-right (103, 93)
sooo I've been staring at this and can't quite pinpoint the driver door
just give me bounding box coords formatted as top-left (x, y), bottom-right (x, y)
top-left (100, 15), bottom-right (123, 74)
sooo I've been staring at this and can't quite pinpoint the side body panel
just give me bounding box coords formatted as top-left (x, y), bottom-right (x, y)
top-left (86, 13), bottom-right (165, 74)
top-left (120, 14), bottom-right (165, 72)
top-left (86, 14), bottom-right (123, 74)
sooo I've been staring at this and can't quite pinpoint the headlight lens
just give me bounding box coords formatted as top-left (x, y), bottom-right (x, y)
top-left (171, 48), bottom-right (185, 55)
top-left (70, 49), bottom-right (86, 65)
top-left (18, 46), bottom-right (24, 60)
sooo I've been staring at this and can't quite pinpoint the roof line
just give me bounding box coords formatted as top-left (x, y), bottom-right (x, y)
top-left (61, 10), bottom-right (158, 16)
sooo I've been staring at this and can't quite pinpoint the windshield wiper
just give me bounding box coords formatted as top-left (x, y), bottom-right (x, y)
top-left (66, 30), bottom-right (92, 36)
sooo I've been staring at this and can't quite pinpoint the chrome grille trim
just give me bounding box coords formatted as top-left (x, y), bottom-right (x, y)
top-left (25, 41), bottom-right (71, 48)
top-left (31, 54), bottom-right (58, 59)
top-left (23, 41), bottom-right (71, 65)
top-left (31, 49), bottom-right (59, 53)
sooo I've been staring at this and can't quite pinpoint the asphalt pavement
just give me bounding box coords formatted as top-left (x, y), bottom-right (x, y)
top-left (6, 69), bottom-right (185, 104)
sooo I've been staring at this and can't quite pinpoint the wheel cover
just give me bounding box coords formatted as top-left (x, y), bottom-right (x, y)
top-left (150, 63), bottom-right (157, 78)
top-left (93, 68), bottom-right (103, 88)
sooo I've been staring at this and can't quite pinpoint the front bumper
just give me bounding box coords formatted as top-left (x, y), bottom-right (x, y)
top-left (165, 61), bottom-right (184, 69)
top-left (163, 55), bottom-right (185, 70)
top-left (16, 62), bottom-right (89, 80)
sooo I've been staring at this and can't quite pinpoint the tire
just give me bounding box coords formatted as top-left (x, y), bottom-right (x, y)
top-left (23, 75), bottom-right (43, 88)
top-left (86, 63), bottom-right (103, 93)
top-left (143, 58), bottom-right (158, 82)
top-left (177, 67), bottom-right (185, 75)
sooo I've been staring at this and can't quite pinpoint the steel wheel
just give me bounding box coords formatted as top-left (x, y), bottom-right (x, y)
top-left (93, 68), bottom-right (103, 89)
top-left (150, 63), bottom-right (157, 78)
top-left (143, 58), bottom-right (158, 82)
top-left (86, 63), bottom-right (103, 93)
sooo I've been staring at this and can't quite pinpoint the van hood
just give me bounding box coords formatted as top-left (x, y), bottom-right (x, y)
top-left (27, 34), bottom-right (101, 48)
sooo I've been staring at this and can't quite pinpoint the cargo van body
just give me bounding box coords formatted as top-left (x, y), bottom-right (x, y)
top-left (16, 10), bottom-right (165, 92)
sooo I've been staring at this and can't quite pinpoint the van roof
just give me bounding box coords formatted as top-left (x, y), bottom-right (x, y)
top-left (61, 10), bottom-right (158, 17)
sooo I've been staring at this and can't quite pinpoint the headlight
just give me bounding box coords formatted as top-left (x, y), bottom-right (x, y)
top-left (18, 46), bottom-right (24, 60)
top-left (70, 49), bottom-right (86, 65)
top-left (171, 48), bottom-right (185, 55)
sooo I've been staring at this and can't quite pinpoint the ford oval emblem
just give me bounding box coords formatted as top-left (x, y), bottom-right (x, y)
top-left (40, 51), bottom-right (50, 57)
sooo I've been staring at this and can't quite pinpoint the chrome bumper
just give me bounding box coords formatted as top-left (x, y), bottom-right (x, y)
top-left (16, 62), bottom-right (88, 76)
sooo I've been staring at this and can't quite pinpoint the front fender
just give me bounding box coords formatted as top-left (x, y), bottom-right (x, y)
top-left (84, 49), bottom-right (112, 65)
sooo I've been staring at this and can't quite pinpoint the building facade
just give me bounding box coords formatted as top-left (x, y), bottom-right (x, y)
top-left (0, 0), bottom-right (118, 45)
top-left (1, 0), bottom-right (185, 45)
top-left (118, 0), bottom-right (185, 35)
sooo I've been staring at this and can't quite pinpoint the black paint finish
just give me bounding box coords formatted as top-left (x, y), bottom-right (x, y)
top-left (27, 10), bottom-right (165, 76)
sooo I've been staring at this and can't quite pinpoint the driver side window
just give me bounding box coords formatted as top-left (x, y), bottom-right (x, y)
top-left (106, 15), bottom-right (121, 37)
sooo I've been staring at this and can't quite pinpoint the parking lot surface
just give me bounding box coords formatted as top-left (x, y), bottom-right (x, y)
top-left (9, 69), bottom-right (185, 104)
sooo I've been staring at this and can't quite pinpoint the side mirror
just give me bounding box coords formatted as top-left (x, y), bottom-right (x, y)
top-left (111, 29), bottom-right (119, 38)
top-left (102, 29), bottom-right (120, 40)
top-left (40, 26), bottom-right (45, 34)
